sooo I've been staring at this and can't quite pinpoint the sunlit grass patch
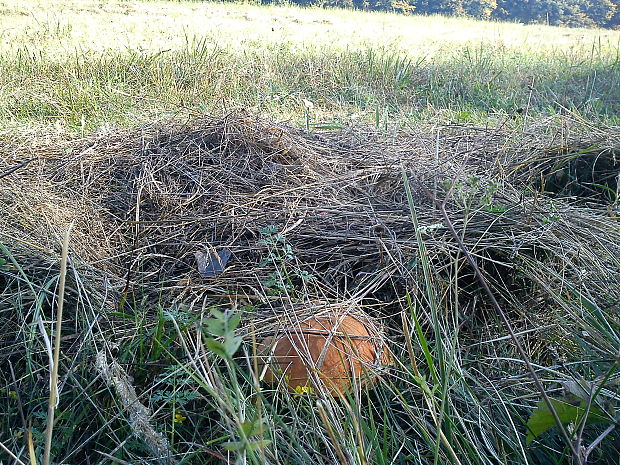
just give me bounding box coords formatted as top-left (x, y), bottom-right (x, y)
top-left (1, 0), bottom-right (619, 133)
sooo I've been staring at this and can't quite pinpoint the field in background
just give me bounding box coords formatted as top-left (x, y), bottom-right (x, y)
top-left (1, 2), bottom-right (619, 465)
top-left (1, 0), bottom-right (620, 133)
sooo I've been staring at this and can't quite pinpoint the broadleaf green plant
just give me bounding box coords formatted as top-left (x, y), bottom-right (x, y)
top-left (526, 397), bottom-right (610, 444)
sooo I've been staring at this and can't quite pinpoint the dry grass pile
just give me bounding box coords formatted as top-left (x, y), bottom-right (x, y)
top-left (0, 113), bottom-right (618, 463)
top-left (1, 113), bottom-right (618, 349)
top-left (1, 113), bottom-right (617, 307)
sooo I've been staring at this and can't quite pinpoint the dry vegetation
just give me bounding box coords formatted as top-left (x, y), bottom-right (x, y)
top-left (0, 1), bottom-right (619, 465)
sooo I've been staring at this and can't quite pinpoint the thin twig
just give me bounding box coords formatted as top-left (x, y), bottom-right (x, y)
top-left (316, 400), bottom-right (349, 465)
top-left (0, 158), bottom-right (34, 180)
top-left (27, 429), bottom-right (37, 465)
top-left (0, 439), bottom-right (27, 465)
top-left (9, 361), bottom-right (27, 431)
top-left (583, 416), bottom-right (618, 463)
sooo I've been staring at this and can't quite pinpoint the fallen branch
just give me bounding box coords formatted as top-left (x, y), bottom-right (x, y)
top-left (96, 351), bottom-right (175, 464)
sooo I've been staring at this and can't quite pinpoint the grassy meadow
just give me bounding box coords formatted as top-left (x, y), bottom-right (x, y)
top-left (0, 1), bottom-right (619, 465)
top-left (1, 0), bottom-right (620, 132)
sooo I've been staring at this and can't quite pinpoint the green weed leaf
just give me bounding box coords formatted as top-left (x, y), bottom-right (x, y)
top-left (206, 339), bottom-right (227, 358)
top-left (206, 334), bottom-right (241, 359)
top-left (207, 319), bottom-right (226, 337)
top-left (224, 335), bottom-right (242, 357)
top-left (224, 439), bottom-right (271, 452)
top-left (228, 314), bottom-right (241, 331)
top-left (526, 397), bottom-right (609, 444)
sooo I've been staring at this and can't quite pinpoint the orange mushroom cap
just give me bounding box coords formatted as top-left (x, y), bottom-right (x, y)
top-left (257, 313), bottom-right (390, 397)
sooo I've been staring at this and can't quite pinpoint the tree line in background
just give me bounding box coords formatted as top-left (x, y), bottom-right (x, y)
top-left (265, 0), bottom-right (620, 28)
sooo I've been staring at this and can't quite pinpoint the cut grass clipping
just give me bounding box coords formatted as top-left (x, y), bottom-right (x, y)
top-left (0, 113), bottom-right (618, 464)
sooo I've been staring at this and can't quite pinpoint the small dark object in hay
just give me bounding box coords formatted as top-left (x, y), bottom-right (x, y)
top-left (195, 249), bottom-right (232, 278)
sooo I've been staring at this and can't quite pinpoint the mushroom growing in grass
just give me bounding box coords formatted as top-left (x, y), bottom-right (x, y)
top-left (257, 311), bottom-right (390, 397)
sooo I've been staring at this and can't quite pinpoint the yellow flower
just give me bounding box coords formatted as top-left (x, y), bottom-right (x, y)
top-left (294, 385), bottom-right (314, 395)
top-left (174, 413), bottom-right (187, 423)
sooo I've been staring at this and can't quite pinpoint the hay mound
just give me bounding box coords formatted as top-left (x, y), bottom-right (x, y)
top-left (1, 113), bottom-right (618, 334)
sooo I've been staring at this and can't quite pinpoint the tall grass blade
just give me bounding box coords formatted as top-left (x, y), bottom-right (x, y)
top-left (43, 221), bottom-right (74, 465)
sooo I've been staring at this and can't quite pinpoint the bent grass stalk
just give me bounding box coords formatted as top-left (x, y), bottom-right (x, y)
top-left (402, 171), bottom-right (463, 465)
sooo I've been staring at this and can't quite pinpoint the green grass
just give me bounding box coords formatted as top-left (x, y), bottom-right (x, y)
top-left (1, 0), bottom-right (620, 133)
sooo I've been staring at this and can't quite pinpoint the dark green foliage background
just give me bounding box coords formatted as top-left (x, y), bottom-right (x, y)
top-left (261, 0), bottom-right (620, 28)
